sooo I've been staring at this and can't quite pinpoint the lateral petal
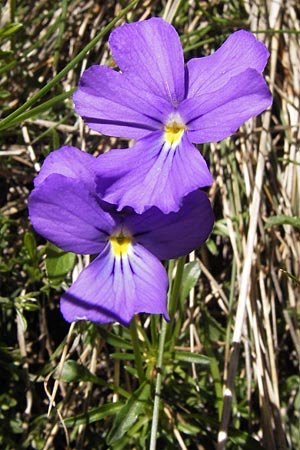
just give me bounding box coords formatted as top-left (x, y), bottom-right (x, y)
top-left (186, 30), bottom-right (270, 98)
top-left (28, 174), bottom-right (116, 255)
top-left (180, 69), bottom-right (272, 144)
top-left (95, 132), bottom-right (213, 214)
top-left (60, 243), bottom-right (169, 326)
top-left (126, 190), bottom-right (214, 260)
top-left (109, 17), bottom-right (185, 105)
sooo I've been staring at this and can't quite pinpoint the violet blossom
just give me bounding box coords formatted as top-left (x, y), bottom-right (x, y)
top-left (28, 146), bottom-right (214, 326)
top-left (73, 18), bottom-right (272, 213)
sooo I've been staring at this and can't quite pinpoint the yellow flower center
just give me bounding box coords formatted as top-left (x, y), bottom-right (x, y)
top-left (164, 113), bottom-right (186, 147)
top-left (164, 121), bottom-right (185, 145)
top-left (110, 234), bottom-right (132, 257)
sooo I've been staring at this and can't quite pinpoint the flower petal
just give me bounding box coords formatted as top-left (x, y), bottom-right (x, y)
top-left (28, 174), bottom-right (116, 254)
top-left (109, 17), bottom-right (185, 105)
top-left (34, 146), bottom-right (96, 190)
top-left (73, 65), bottom-right (172, 139)
top-left (60, 242), bottom-right (169, 326)
top-left (186, 30), bottom-right (270, 98)
top-left (180, 69), bottom-right (272, 144)
top-left (95, 131), bottom-right (213, 214)
top-left (126, 190), bottom-right (214, 260)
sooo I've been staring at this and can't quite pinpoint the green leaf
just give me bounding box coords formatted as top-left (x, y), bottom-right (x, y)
top-left (206, 237), bottom-right (218, 255)
top-left (180, 261), bottom-right (201, 302)
top-left (107, 382), bottom-right (151, 445)
top-left (265, 214), bottom-right (300, 229)
top-left (280, 268), bottom-right (300, 286)
top-left (24, 232), bottom-right (37, 263)
top-left (0, 23), bottom-right (23, 38)
top-left (0, 89), bottom-right (10, 99)
top-left (45, 242), bottom-right (76, 282)
top-left (213, 219), bottom-right (230, 237)
top-left (0, 49), bottom-right (13, 59)
top-left (16, 309), bottom-right (27, 332)
top-left (0, 0), bottom-right (139, 132)
top-left (97, 327), bottom-right (133, 350)
top-left (63, 402), bottom-right (124, 427)
top-left (172, 350), bottom-right (211, 365)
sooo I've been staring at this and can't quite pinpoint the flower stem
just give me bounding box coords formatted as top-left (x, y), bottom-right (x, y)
top-left (149, 317), bottom-right (168, 450)
top-left (130, 317), bottom-right (145, 384)
top-left (149, 260), bottom-right (177, 449)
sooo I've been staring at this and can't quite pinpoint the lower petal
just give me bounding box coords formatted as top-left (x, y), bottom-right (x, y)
top-left (60, 243), bottom-right (169, 326)
top-left (95, 132), bottom-right (213, 214)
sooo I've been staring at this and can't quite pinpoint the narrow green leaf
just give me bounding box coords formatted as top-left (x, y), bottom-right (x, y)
top-left (97, 327), bottom-right (133, 350)
top-left (280, 269), bottom-right (300, 286)
top-left (265, 214), bottom-right (300, 229)
top-left (107, 382), bottom-right (151, 445)
top-left (110, 352), bottom-right (135, 360)
top-left (24, 232), bottom-right (37, 263)
top-left (0, 23), bottom-right (23, 38)
top-left (213, 219), bottom-right (230, 237)
top-left (0, 50), bottom-right (13, 59)
top-left (0, 0), bottom-right (139, 131)
top-left (0, 90), bottom-right (11, 100)
top-left (63, 402), bottom-right (124, 427)
top-left (2, 89), bottom-right (75, 128)
top-left (172, 350), bottom-right (211, 365)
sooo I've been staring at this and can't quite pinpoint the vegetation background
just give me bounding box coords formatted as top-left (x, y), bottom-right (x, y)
top-left (0, 0), bottom-right (299, 449)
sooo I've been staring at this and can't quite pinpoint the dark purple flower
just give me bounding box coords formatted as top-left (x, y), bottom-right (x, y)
top-left (28, 146), bottom-right (214, 326)
top-left (73, 18), bottom-right (272, 213)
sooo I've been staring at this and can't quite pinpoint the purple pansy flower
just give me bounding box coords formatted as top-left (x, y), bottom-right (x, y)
top-left (28, 146), bottom-right (214, 326)
top-left (73, 18), bottom-right (272, 213)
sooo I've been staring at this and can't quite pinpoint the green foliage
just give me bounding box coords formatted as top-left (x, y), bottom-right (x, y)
top-left (45, 242), bottom-right (76, 286)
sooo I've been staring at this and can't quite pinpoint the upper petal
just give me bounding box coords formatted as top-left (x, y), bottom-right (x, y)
top-left (109, 17), bottom-right (185, 105)
top-left (60, 242), bottom-right (169, 326)
top-left (180, 69), bottom-right (272, 144)
top-left (34, 146), bottom-right (97, 191)
top-left (95, 131), bottom-right (213, 214)
top-left (28, 174), bottom-right (116, 255)
top-left (73, 65), bottom-right (172, 139)
top-left (186, 30), bottom-right (270, 98)
top-left (126, 190), bottom-right (214, 260)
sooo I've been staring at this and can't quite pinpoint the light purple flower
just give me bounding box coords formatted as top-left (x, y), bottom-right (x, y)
top-left (73, 18), bottom-right (272, 213)
top-left (28, 146), bottom-right (214, 326)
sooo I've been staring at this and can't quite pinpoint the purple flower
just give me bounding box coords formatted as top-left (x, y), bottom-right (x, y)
top-left (28, 146), bottom-right (214, 326)
top-left (73, 18), bottom-right (272, 213)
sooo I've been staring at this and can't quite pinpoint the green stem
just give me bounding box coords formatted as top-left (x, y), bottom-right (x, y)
top-left (149, 318), bottom-right (168, 450)
top-left (130, 317), bottom-right (145, 384)
top-left (0, 0), bottom-right (139, 131)
top-left (149, 261), bottom-right (175, 449)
